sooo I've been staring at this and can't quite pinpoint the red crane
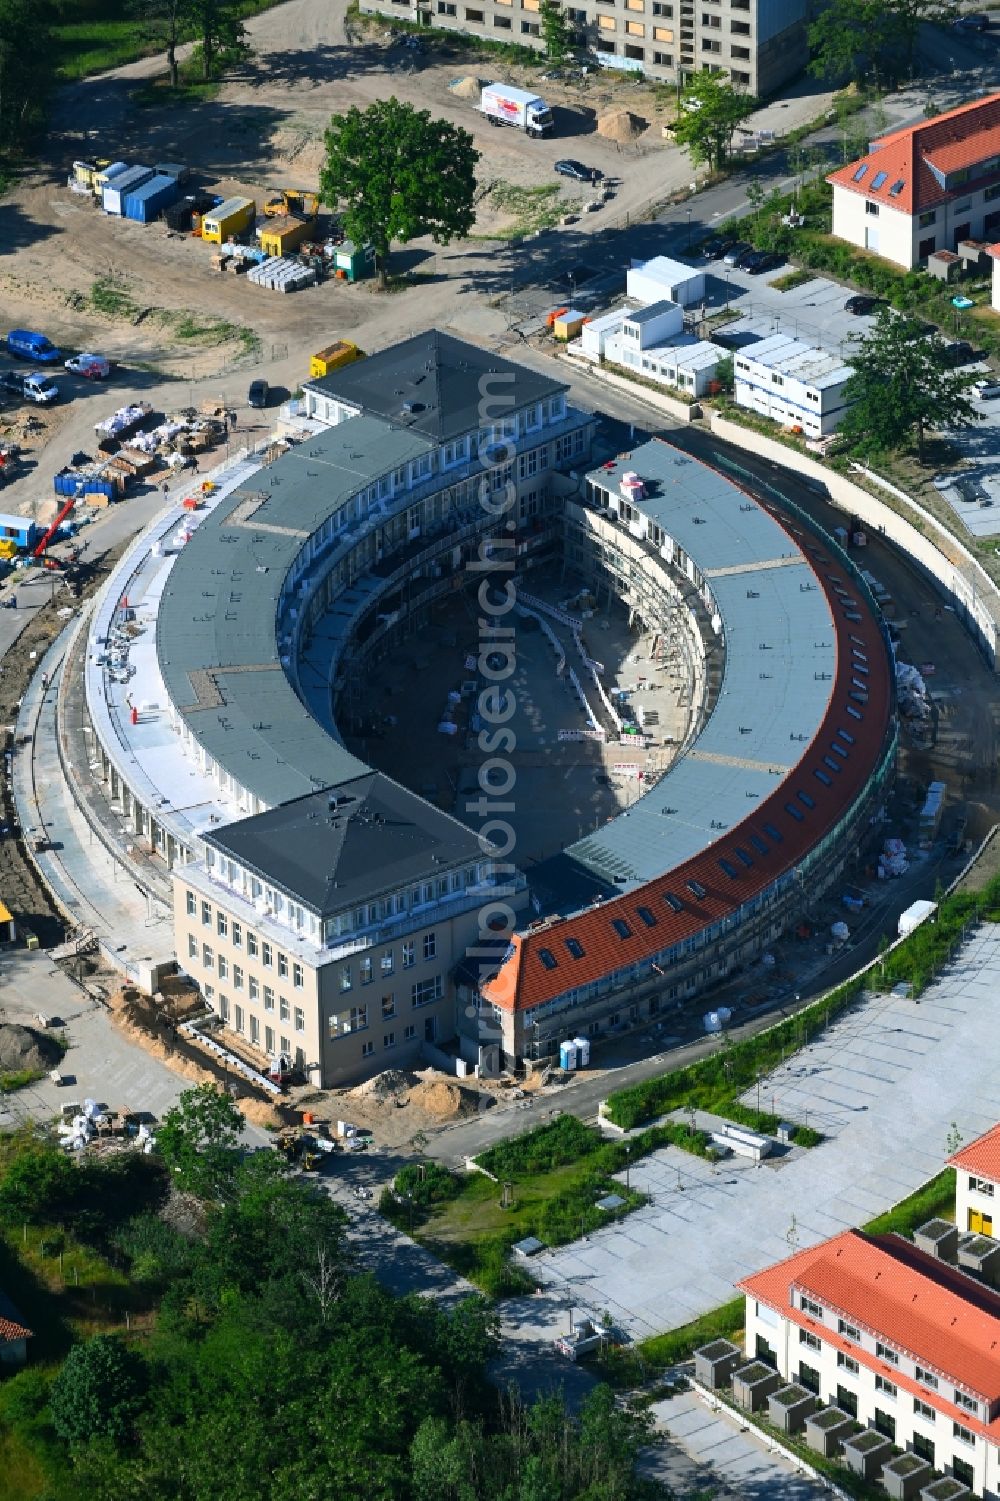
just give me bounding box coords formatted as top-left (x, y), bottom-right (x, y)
top-left (33, 493), bottom-right (79, 562)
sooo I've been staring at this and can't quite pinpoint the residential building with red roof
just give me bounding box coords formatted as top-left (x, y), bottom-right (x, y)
top-left (738, 1228), bottom-right (1000, 1495)
top-left (827, 93), bottom-right (1000, 269)
top-left (950, 1125), bottom-right (1000, 1239)
top-left (0, 1291), bottom-right (32, 1369)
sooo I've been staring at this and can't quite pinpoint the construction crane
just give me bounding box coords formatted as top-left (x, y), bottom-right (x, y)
top-left (33, 492), bottom-right (79, 561)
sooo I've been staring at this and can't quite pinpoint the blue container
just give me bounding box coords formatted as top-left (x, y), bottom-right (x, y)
top-left (0, 512), bottom-right (40, 550)
top-left (124, 173), bottom-right (180, 224)
top-left (103, 165), bottom-right (154, 216)
top-left (53, 471), bottom-right (114, 503)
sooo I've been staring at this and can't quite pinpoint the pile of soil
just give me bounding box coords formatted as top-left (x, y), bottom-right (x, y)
top-left (0, 1023), bottom-right (63, 1074)
top-left (449, 75), bottom-right (482, 99)
top-left (597, 109), bottom-right (647, 143)
top-left (408, 1076), bottom-right (491, 1121)
top-left (349, 1068), bottom-right (419, 1102)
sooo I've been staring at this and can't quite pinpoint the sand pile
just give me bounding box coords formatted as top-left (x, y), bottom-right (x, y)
top-left (408, 1075), bottom-right (492, 1120)
top-left (597, 109), bottom-right (647, 143)
top-left (349, 1068), bottom-right (419, 1102)
top-left (449, 75), bottom-right (482, 99)
top-left (0, 1023), bottom-right (62, 1074)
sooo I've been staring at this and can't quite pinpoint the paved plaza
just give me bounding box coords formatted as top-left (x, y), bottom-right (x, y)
top-left (532, 923), bottom-right (1000, 1337)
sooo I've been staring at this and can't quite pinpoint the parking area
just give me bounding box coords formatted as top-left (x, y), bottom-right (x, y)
top-left (699, 265), bottom-right (885, 361)
top-left (529, 921), bottom-right (1000, 1338)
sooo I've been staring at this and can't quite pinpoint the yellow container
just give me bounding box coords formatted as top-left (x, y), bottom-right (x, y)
top-left (553, 309), bottom-right (587, 341)
top-left (309, 341), bottom-right (364, 379)
top-left (201, 196), bottom-right (255, 244)
top-left (259, 215), bottom-right (311, 258)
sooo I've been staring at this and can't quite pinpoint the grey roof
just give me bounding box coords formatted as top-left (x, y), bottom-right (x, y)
top-left (737, 333), bottom-right (853, 390)
top-left (303, 329), bottom-right (566, 442)
top-left (205, 772), bottom-right (486, 917)
top-left (626, 300), bottom-right (677, 325)
top-left (156, 414), bottom-right (433, 808)
top-left (568, 441), bottom-right (837, 892)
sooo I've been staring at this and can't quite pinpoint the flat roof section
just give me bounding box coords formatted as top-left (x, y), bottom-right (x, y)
top-left (205, 771), bottom-right (487, 917)
top-left (303, 329), bottom-right (567, 443)
top-left (156, 415), bottom-right (432, 808)
top-left (737, 333), bottom-right (853, 390)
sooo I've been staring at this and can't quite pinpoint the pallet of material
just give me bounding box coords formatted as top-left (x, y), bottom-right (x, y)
top-left (246, 255), bottom-right (317, 292)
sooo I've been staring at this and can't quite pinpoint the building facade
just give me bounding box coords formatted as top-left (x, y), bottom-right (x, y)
top-left (951, 1125), bottom-right (1000, 1239)
top-left (829, 93), bottom-right (1000, 270)
top-left (360, 0), bottom-right (806, 94)
top-left (733, 333), bottom-right (853, 438)
top-left (740, 1228), bottom-right (1000, 1496)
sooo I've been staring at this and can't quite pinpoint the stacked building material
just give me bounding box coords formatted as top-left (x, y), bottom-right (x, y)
top-left (246, 256), bottom-right (317, 292)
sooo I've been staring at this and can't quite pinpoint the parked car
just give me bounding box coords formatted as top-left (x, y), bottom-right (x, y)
top-left (554, 159), bottom-right (601, 183)
top-left (3, 370), bottom-right (59, 405)
top-left (746, 250), bottom-right (785, 274)
top-left (723, 241), bottom-right (753, 266)
top-left (699, 235), bottom-right (733, 259)
top-left (6, 329), bottom-right (61, 364)
top-left (941, 339), bottom-right (976, 368)
top-left (64, 353), bottom-right (111, 379)
top-left (248, 379), bottom-right (269, 409)
top-left (735, 246), bottom-right (766, 270)
top-left (845, 294), bottom-right (888, 315)
top-left (974, 376), bottom-right (1000, 398)
top-left (955, 12), bottom-right (989, 29)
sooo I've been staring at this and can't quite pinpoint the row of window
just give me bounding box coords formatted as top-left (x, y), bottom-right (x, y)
top-left (190, 936), bottom-right (305, 993)
top-left (331, 977), bottom-right (444, 1036)
top-left (799, 1312), bottom-right (981, 1419)
top-left (188, 892), bottom-right (308, 980)
top-left (339, 933), bottom-right (435, 991)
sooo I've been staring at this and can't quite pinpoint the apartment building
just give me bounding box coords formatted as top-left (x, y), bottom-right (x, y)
top-left (829, 93), bottom-right (1000, 270)
top-left (950, 1124), bottom-right (1000, 1239)
top-left (172, 772), bottom-right (526, 1088)
top-left (359, 0), bottom-right (807, 94)
top-left (739, 1227), bottom-right (1000, 1496)
top-left (733, 333), bottom-right (853, 438)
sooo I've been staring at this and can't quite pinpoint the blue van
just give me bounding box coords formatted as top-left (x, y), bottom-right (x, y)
top-left (7, 330), bottom-right (62, 364)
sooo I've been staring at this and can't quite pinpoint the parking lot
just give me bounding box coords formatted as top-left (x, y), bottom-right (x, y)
top-left (528, 921), bottom-right (1000, 1338)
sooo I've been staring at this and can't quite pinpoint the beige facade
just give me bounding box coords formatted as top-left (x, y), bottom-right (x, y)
top-left (360, 0), bottom-right (807, 95)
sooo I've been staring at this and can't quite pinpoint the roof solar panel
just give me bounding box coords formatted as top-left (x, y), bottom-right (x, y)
top-left (888, 179), bottom-right (905, 197)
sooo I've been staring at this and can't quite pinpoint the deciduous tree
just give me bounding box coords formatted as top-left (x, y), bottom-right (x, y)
top-left (539, 0), bottom-right (574, 64)
top-left (49, 1337), bottom-right (149, 1448)
top-left (319, 99), bottom-right (480, 289)
top-left (672, 72), bottom-right (758, 174)
top-left (155, 1082), bottom-right (243, 1198)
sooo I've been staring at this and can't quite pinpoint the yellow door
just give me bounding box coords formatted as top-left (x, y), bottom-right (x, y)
top-left (970, 1209), bottom-right (984, 1234)
top-left (984, 1214), bottom-right (994, 1237)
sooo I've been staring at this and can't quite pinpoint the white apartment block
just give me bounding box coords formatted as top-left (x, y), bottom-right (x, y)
top-left (951, 1124), bottom-right (1000, 1239)
top-left (733, 333), bottom-right (853, 438)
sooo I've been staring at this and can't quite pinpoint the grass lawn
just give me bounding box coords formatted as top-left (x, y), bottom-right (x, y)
top-left (51, 0), bottom-right (285, 84)
top-left (0, 1426), bottom-right (48, 1501)
top-left (418, 1162), bottom-right (586, 1245)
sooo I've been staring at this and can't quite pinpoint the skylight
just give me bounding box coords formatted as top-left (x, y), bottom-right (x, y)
top-left (565, 937), bottom-right (585, 959)
top-left (664, 893), bottom-right (684, 913)
top-left (871, 170), bottom-right (888, 190)
top-left (637, 906), bottom-right (657, 928)
top-left (889, 179), bottom-right (905, 197)
top-left (539, 948), bottom-right (558, 970)
top-left (719, 858), bottom-right (739, 880)
top-left (686, 880), bottom-right (707, 900)
top-left (852, 164), bottom-right (868, 182)
top-left (612, 918), bottom-right (632, 939)
top-left (763, 822), bottom-right (783, 844)
top-left (750, 833), bottom-right (769, 856)
top-left (785, 802), bottom-right (805, 822)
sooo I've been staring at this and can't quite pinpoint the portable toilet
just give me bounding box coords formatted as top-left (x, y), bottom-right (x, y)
top-left (332, 240), bottom-right (376, 282)
top-left (559, 1039), bottom-right (578, 1071)
top-left (93, 161), bottom-right (128, 199)
top-left (572, 1035), bottom-right (591, 1068)
top-left (103, 165), bottom-right (154, 216)
top-left (124, 173), bottom-right (180, 224)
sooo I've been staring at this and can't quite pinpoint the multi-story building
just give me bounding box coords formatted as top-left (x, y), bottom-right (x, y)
top-left (360, 0), bottom-right (807, 95)
top-left (733, 333), bottom-right (854, 438)
top-left (828, 93), bottom-right (1000, 270)
top-left (950, 1124), bottom-right (1000, 1240)
top-left (739, 1227), bottom-right (1000, 1495)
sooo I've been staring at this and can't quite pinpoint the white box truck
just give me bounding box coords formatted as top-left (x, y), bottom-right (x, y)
top-left (481, 84), bottom-right (554, 137)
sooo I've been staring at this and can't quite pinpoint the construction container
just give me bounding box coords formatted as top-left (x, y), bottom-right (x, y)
top-left (71, 159), bottom-right (110, 192)
top-left (0, 513), bottom-right (41, 551)
top-left (164, 193), bottom-right (217, 232)
top-left (553, 308), bottom-right (586, 341)
top-left (309, 340), bottom-right (364, 379)
top-left (155, 161), bottom-right (190, 184)
top-left (331, 240), bottom-right (375, 282)
top-left (123, 173), bottom-right (180, 224)
top-left (200, 196), bottom-right (255, 244)
top-left (103, 165), bottom-right (154, 216)
top-left (259, 214), bottom-right (311, 258)
top-left (93, 161), bottom-right (128, 199)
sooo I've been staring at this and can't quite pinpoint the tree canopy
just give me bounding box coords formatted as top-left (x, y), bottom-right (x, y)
top-left (319, 99), bottom-right (480, 288)
top-left (49, 1337), bottom-right (149, 1448)
top-left (672, 72), bottom-right (758, 174)
top-left (808, 0), bottom-right (956, 88)
top-left (0, 0), bottom-right (51, 153)
top-left (155, 1082), bottom-right (244, 1198)
top-left (539, 0), bottom-right (574, 63)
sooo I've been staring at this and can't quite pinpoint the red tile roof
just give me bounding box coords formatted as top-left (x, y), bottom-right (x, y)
top-left (739, 1230), bottom-right (1000, 1414)
top-left (828, 92), bottom-right (1000, 216)
top-left (482, 468), bottom-right (892, 1015)
top-left (0, 1314), bottom-right (32, 1344)
top-left (949, 1122), bottom-right (1000, 1181)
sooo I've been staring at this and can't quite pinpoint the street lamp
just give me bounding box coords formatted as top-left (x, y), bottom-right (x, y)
top-left (686, 208), bottom-right (692, 251)
top-left (725, 271), bottom-right (732, 311)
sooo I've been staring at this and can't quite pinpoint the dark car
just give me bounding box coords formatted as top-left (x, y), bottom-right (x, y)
top-left (941, 339), bottom-right (976, 368)
top-left (955, 12), bottom-right (989, 29)
top-left (845, 294), bottom-right (887, 315)
top-left (723, 240), bottom-right (753, 266)
top-left (555, 159), bottom-right (601, 183)
top-left (699, 234), bottom-right (733, 259)
top-left (745, 249), bottom-right (785, 275)
top-left (248, 379), bottom-right (269, 409)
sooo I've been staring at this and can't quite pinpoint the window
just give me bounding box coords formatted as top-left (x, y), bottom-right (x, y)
top-left (494, 12), bottom-right (512, 24)
top-left (382, 994), bottom-right (396, 1020)
top-left (265, 1025), bottom-right (275, 1054)
top-left (403, 940), bottom-right (415, 969)
top-left (953, 1457), bottom-right (975, 1487)
top-left (836, 1385), bottom-right (857, 1419)
top-left (293, 962), bottom-right (303, 989)
top-left (798, 1362), bottom-right (820, 1395)
top-left (871, 170), bottom-right (888, 190)
top-left (799, 1330), bottom-right (821, 1351)
top-left (233, 965), bottom-right (244, 991)
top-left (598, 12), bottom-right (616, 26)
top-left (347, 1005), bottom-right (369, 1033)
top-left (970, 1175), bottom-right (995, 1196)
top-left (888, 179), bottom-right (905, 197)
top-left (626, 18), bottom-right (644, 32)
top-left (203, 943), bottom-right (214, 969)
top-left (234, 1004), bottom-right (244, 1034)
top-left (652, 47), bottom-right (673, 61)
top-left (278, 952), bottom-right (288, 979)
top-left (232, 921), bottom-right (242, 949)
top-left (219, 994), bottom-right (229, 1022)
top-left (539, 948), bottom-right (559, 970)
top-left (852, 164), bottom-right (868, 182)
top-left (912, 1433), bottom-right (934, 1465)
top-left (264, 985), bottom-right (275, 1012)
top-left (340, 966), bottom-right (352, 992)
top-left (423, 933), bottom-right (436, 961)
top-left (916, 1367), bottom-right (938, 1390)
top-left (653, 25), bottom-right (672, 39)
top-left (702, 35), bottom-right (720, 50)
top-left (186, 891), bottom-right (196, 917)
top-left (361, 1040), bottom-right (374, 1058)
top-left (250, 1015), bottom-right (259, 1046)
top-left (954, 1390), bottom-right (977, 1414)
top-left (361, 957), bottom-right (373, 985)
top-left (438, 3), bottom-right (457, 14)
top-left (249, 977), bottom-right (259, 1001)
top-left (404, 1024), bottom-right (416, 1041)
top-left (201, 900), bottom-right (212, 927)
top-left (875, 1341), bottom-right (899, 1366)
top-left (412, 976), bottom-right (443, 1008)
top-left (731, 16), bottom-right (749, 30)
top-left (276, 996), bottom-right (288, 1023)
top-left (637, 906), bottom-right (657, 927)
top-left (188, 934), bottom-right (198, 959)
top-left (953, 1422), bottom-right (975, 1447)
top-left (294, 1007), bottom-right (304, 1033)
top-left (875, 1375), bottom-right (897, 1398)
top-left (664, 893), bottom-right (684, 913)
top-left (217, 912), bottom-right (228, 939)
top-left (837, 1352), bottom-right (859, 1374)
top-left (800, 1295), bottom-right (823, 1317)
top-left (838, 1319), bottom-right (860, 1341)
top-left (262, 942), bottom-right (273, 968)
top-left (248, 933), bottom-right (259, 958)
top-left (686, 880), bottom-right (706, 899)
top-left (566, 937), bottom-right (585, 958)
top-left (874, 1409), bottom-right (895, 1442)
top-left (280, 1035), bottom-right (290, 1056)
top-left (381, 950), bottom-right (394, 977)
top-left (218, 956), bottom-right (229, 981)
top-left (866, 201), bottom-right (880, 217)
top-left (914, 1399), bottom-right (935, 1422)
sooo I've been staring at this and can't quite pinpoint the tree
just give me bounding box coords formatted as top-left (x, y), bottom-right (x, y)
top-left (672, 72), bottom-right (758, 174)
top-left (129, 0), bottom-right (189, 89)
top-left (186, 0), bottom-right (248, 80)
top-left (539, 0), bottom-right (574, 64)
top-left (0, 0), bottom-right (50, 152)
top-left (319, 99), bottom-right (480, 290)
top-left (809, 0), bottom-right (955, 89)
top-left (155, 1083), bottom-right (243, 1198)
top-left (49, 1337), bottom-right (148, 1447)
top-left (0, 1139), bottom-right (84, 1224)
top-left (841, 310), bottom-right (982, 461)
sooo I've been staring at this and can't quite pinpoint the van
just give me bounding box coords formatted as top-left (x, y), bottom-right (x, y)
top-left (7, 330), bottom-right (62, 364)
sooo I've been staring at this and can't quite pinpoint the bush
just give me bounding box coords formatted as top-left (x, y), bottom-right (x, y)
top-left (477, 1115), bottom-right (600, 1180)
top-left (393, 1161), bottom-right (461, 1209)
top-left (49, 1336), bottom-right (148, 1447)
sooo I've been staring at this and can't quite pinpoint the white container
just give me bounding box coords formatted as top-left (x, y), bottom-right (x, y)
top-left (572, 1035), bottom-right (591, 1067)
top-left (559, 1039), bottom-right (578, 1071)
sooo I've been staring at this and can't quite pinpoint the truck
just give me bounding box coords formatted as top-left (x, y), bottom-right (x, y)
top-left (480, 83), bottom-right (554, 138)
top-left (3, 370), bottom-right (59, 405)
top-left (7, 330), bottom-right (62, 364)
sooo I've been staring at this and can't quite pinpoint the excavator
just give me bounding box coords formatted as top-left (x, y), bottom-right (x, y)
top-left (263, 189), bottom-right (320, 221)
